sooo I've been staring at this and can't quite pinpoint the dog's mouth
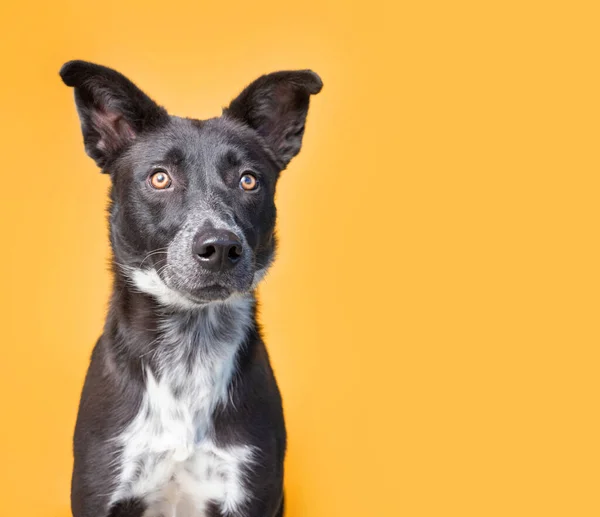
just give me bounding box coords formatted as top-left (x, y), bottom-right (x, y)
top-left (164, 267), bottom-right (254, 304)
top-left (131, 265), bottom-right (250, 309)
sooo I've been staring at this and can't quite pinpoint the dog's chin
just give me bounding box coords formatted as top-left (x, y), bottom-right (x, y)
top-left (165, 275), bottom-right (255, 306)
top-left (183, 284), bottom-right (238, 304)
top-left (153, 255), bottom-right (258, 307)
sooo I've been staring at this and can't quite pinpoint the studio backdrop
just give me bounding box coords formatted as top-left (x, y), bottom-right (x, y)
top-left (1, 0), bottom-right (598, 516)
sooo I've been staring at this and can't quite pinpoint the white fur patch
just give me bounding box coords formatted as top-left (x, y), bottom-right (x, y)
top-left (131, 268), bottom-right (201, 310)
top-left (109, 295), bottom-right (255, 515)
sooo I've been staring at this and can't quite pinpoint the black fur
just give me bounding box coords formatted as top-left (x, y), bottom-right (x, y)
top-left (60, 60), bottom-right (321, 517)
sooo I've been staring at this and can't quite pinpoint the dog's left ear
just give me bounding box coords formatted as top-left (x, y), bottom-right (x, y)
top-left (224, 70), bottom-right (323, 168)
top-left (60, 60), bottom-right (168, 171)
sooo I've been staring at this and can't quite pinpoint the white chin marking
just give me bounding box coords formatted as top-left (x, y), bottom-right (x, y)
top-left (131, 269), bottom-right (202, 310)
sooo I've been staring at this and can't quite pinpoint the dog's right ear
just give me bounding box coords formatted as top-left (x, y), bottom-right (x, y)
top-left (60, 60), bottom-right (168, 171)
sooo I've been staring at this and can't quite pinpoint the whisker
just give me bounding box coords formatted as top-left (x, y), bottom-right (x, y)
top-left (155, 263), bottom-right (172, 278)
top-left (139, 248), bottom-right (169, 268)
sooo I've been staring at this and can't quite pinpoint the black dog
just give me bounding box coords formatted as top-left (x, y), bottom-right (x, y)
top-left (60, 60), bottom-right (321, 517)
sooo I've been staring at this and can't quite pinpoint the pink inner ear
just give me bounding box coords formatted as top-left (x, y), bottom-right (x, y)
top-left (92, 109), bottom-right (136, 153)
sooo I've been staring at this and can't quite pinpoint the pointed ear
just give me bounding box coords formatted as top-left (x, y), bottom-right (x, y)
top-left (59, 60), bottom-right (168, 170)
top-left (223, 70), bottom-right (323, 168)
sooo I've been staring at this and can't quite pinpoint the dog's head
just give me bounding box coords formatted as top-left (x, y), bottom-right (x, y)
top-left (60, 61), bottom-right (321, 308)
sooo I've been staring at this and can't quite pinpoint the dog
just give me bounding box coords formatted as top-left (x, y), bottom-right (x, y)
top-left (60, 60), bottom-right (322, 517)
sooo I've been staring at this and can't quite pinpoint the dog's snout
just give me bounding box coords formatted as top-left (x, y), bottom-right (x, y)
top-left (192, 230), bottom-right (243, 271)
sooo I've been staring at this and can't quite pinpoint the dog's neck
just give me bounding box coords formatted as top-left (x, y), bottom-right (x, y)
top-left (102, 271), bottom-right (256, 382)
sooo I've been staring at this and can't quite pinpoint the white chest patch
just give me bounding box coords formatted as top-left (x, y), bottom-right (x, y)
top-left (109, 295), bottom-right (255, 516)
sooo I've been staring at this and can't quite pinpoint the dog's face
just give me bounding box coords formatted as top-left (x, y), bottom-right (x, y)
top-left (60, 61), bottom-right (321, 307)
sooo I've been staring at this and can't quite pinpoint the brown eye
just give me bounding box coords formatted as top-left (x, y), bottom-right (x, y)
top-left (239, 173), bottom-right (259, 191)
top-left (149, 170), bottom-right (172, 190)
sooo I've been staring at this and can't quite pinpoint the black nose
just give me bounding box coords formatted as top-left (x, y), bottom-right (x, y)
top-left (192, 230), bottom-right (243, 271)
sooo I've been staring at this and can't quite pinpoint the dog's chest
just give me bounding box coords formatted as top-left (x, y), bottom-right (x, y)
top-left (113, 368), bottom-right (253, 516)
top-left (110, 304), bottom-right (254, 515)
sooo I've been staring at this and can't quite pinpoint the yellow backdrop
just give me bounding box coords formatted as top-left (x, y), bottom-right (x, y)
top-left (1, 0), bottom-right (598, 515)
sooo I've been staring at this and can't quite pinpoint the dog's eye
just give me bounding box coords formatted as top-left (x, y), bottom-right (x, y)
top-left (239, 173), bottom-right (259, 191)
top-left (149, 170), bottom-right (172, 190)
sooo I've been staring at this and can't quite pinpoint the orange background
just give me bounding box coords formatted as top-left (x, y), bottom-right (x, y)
top-left (1, 1), bottom-right (599, 516)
